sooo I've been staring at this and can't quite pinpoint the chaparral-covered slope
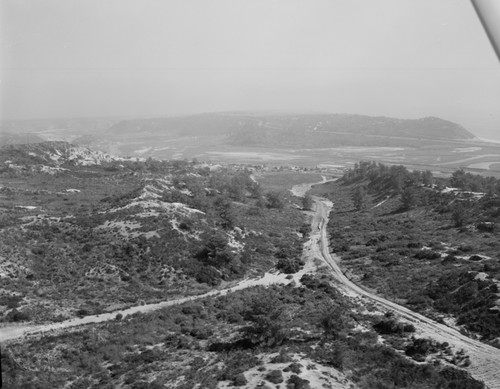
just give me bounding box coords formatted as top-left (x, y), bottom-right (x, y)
top-left (0, 142), bottom-right (310, 323)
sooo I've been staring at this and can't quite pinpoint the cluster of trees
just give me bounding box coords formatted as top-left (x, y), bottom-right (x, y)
top-left (344, 161), bottom-right (433, 191)
top-left (346, 161), bottom-right (500, 198)
top-left (346, 162), bottom-right (432, 211)
top-left (450, 169), bottom-right (500, 194)
top-left (345, 162), bottom-right (500, 223)
top-left (167, 169), bottom-right (289, 221)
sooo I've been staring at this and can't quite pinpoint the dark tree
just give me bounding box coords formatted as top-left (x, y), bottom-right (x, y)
top-left (452, 202), bottom-right (468, 227)
top-left (401, 185), bottom-right (417, 210)
top-left (266, 191), bottom-right (286, 209)
top-left (352, 186), bottom-right (368, 211)
top-left (243, 288), bottom-right (289, 347)
top-left (302, 194), bottom-right (313, 210)
top-left (422, 170), bottom-right (433, 186)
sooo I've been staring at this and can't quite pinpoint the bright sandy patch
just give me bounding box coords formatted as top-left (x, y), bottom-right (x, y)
top-left (218, 353), bottom-right (356, 389)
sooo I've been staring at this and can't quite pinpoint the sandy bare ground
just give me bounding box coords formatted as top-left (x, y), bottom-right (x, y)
top-left (289, 175), bottom-right (329, 197)
top-left (218, 353), bottom-right (356, 389)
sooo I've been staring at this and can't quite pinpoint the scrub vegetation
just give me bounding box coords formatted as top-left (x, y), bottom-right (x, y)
top-left (1, 279), bottom-right (483, 389)
top-left (311, 161), bottom-right (500, 342)
top-left (0, 145), bottom-right (493, 388)
top-left (0, 142), bottom-right (310, 323)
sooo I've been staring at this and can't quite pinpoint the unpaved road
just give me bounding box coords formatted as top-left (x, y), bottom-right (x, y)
top-left (312, 197), bottom-right (500, 389)
top-left (0, 270), bottom-right (305, 343)
top-left (0, 178), bottom-right (320, 343)
top-left (2, 182), bottom-right (500, 388)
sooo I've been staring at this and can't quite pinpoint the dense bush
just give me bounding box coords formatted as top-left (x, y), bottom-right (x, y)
top-left (373, 317), bottom-right (415, 335)
top-left (405, 338), bottom-right (442, 359)
top-left (414, 249), bottom-right (441, 260)
top-left (5, 308), bottom-right (31, 322)
top-left (276, 257), bottom-right (303, 274)
top-left (426, 270), bottom-right (500, 339)
top-left (265, 370), bottom-right (284, 384)
top-left (0, 295), bottom-right (23, 309)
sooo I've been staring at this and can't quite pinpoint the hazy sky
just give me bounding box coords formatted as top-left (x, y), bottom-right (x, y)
top-left (2, 0), bottom-right (500, 139)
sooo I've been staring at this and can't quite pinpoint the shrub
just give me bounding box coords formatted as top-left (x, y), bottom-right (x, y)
top-left (286, 374), bottom-right (310, 389)
top-left (0, 295), bottom-right (23, 309)
top-left (276, 258), bottom-right (303, 274)
top-left (406, 294), bottom-right (432, 309)
top-left (414, 249), bottom-right (441, 260)
top-left (266, 191), bottom-right (286, 209)
top-left (232, 373), bottom-right (248, 387)
top-left (438, 367), bottom-right (485, 389)
top-left (458, 244), bottom-right (474, 253)
top-left (266, 370), bottom-right (284, 384)
top-left (190, 327), bottom-right (213, 339)
top-left (405, 338), bottom-right (439, 360)
top-left (194, 266), bottom-right (222, 286)
top-left (403, 323), bottom-right (416, 333)
top-left (477, 222), bottom-right (495, 232)
top-left (373, 318), bottom-right (414, 335)
top-left (5, 308), bottom-right (31, 322)
top-left (270, 352), bottom-right (293, 363)
top-left (442, 254), bottom-right (457, 264)
top-left (242, 288), bottom-right (290, 347)
top-left (284, 363), bottom-right (303, 374)
top-left (372, 253), bottom-right (400, 266)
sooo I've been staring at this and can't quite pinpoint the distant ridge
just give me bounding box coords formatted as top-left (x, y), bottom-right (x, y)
top-left (106, 112), bottom-right (475, 148)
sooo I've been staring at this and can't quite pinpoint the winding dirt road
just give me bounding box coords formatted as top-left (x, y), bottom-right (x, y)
top-left (311, 197), bottom-right (500, 389)
top-left (2, 182), bottom-right (500, 388)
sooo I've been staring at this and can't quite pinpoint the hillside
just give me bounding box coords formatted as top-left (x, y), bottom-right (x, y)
top-left (6, 113), bottom-right (498, 175)
top-left (0, 142), bottom-right (311, 323)
top-left (310, 162), bottom-right (500, 343)
top-left (227, 114), bottom-right (476, 147)
top-left (106, 112), bottom-right (475, 148)
top-left (0, 141), bottom-right (129, 171)
top-left (1, 149), bottom-right (490, 388)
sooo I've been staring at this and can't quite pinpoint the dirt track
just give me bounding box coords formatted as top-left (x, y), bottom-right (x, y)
top-left (1, 185), bottom-right (500, 388)
top-left (312, 197), bottom-right (500, 389)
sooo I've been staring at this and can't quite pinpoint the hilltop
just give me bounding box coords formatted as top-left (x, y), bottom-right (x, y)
top-left (6, 113), bottom-right (500, 177)
top-left (107, 112), bottom-right (475, 148)
top-left (2, 111), bottom-right (478, 152)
